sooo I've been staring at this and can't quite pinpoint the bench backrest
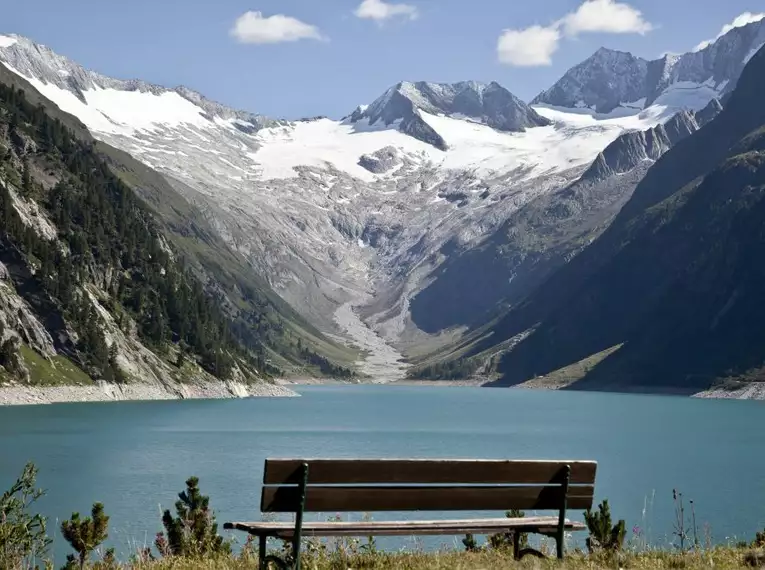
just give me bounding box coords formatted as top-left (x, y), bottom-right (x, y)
top-left (260, 459), bottom-right (597, 513)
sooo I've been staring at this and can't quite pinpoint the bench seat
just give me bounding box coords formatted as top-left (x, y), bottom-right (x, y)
top-left (225, 516), bottom-right (585, 539)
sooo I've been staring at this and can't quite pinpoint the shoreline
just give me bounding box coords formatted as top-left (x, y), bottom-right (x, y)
top-left (3, 376), bottom-right (764, 405)
top-left (282, 376), bottom-right (765, 401)
top-left (0, 379), bottom-right (298, 406)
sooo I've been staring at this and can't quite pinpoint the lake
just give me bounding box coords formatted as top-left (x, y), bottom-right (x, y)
top-left (1, 385), bottom-right (764, 563)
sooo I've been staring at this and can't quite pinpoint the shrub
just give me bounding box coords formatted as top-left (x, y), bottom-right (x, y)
top-left (0, 462), bottom-right (51, 569)
top-left (155, 476), bottom-right (230, 558)
top-left (584, 499), bottom-right (626, 552)
top-left (60, 502), bottom-right (110, 570)
top-left (488, 509), bottom-right (529, 551)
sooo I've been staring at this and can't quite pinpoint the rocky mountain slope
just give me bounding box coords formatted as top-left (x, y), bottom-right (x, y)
top-left (533, 18), bottom-right (765, 114)
top-left (461, 43), bottom-right (765, 393)
top-left (407, 104), bottom-right (718, 337)
top-left (0, 16), bottom-right (757, 389)
top-left (0, 65), bottom-right (355, 400)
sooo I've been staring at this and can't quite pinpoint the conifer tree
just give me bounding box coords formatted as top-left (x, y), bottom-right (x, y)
top-left (155, 477), bottom-right (230, 558)
top-left (60, 502), bottom-right (110, 569)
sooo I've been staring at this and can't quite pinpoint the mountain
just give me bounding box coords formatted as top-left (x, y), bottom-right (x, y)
top-left (463, 43), bottom-right (765, 394)
top-left (0, 32), bottom-right (685, 380)
top-left (349, 81), bottom-right (551, 149)
top-left (0, 49), bottom-right (357, 397)
top-left (532, 48), bottom-right (649, 114)
top-left (532, 18), bottom-right (765, 114)
top-left (0, 19), bottom-right (750, 387)
top-left (0, 78), bottom-right (269, 392)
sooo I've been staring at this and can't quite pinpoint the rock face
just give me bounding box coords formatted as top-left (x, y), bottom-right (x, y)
top-left (533, 19), bottom-right (765, 113)
top-left (358, 146), bottom-right (402, 174)
top-left (532, 48), bottom-right (649, 113)
top-left (582, 108), bottom-right (714, 182)
top-left (695, 98), bottom-right (724, 127)
top-left (350, 81), bottom-right (551, 148)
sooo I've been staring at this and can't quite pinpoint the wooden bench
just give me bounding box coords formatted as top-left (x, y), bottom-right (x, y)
top-left (224, 458), bottom-right (597, 570)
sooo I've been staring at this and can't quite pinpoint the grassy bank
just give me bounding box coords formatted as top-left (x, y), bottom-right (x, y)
top-left (80, 547), bottom-right (765, 569)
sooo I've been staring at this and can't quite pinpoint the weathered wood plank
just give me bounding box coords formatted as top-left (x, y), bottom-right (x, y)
top-left (224, 517), bottom-right (586, 538)
top-left (261, 484), bottom-right (595, 513)
top-left (263, 459), bottom-right (597, 485)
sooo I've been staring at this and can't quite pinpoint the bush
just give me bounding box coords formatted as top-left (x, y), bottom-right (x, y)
top-left (60, 502), bottom-right (110, 569)
top-left (155, 476), bottom-right (230, 558)
top-left (488, 509), bottom-right (529, 551)
top-left (584, 499), bottom-right (626, 553)
top-left (0, 462), bottom-right (51, 569)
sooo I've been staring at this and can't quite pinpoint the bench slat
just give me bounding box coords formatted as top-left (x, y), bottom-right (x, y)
top-left (261, 484), bottom-right (594, 513)
top-left (225, 517), bottom-right (585, 538)
top-left (263, 459), bottom-right (597, 485)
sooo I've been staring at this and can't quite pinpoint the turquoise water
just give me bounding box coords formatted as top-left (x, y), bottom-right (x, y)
top-left (1, 385), bottom-right (764, 562)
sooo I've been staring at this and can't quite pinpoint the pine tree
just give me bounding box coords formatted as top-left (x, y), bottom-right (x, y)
top-left (155, 477), bottom-right (230, 558)
top-left (60, 502), bottom-right (110, 569)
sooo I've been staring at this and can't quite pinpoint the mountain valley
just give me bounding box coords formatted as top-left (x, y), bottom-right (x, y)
top-left (0, 15), bottom-right (763, 397)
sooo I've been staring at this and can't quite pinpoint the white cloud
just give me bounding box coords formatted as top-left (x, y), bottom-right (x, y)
top-left (563, 0), bottom-right (653, 36)
top-left (497, 0), bottom-right (654, 67)
top-left (230, 11), bottom-right (325, 44)
top-left (693, 11), bottom-right (765, 51)
top-left (354, 0), bottom-right (419, 22)
top-left (497, 25), bottom-right (561, 66)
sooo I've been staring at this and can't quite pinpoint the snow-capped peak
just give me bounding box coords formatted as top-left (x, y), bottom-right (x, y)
top-left (533, 17), bottom-right (765, 115)
top-left (349, 80), bottom-right (551, 149)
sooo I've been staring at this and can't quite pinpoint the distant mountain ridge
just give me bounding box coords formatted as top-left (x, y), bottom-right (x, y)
top-left (349, 81), bottom-right (550, 149)
top-left (0, 33), bottom-right (280, 133)
top-left (533, 18), bottom-right (765, 113)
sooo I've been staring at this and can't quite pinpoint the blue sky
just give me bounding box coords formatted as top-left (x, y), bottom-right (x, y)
top-left (3, 0), bottom-right (764, 119)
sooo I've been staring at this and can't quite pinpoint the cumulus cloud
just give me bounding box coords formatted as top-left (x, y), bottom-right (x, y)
top-left (693, 12), bottom-right (765, 51)
top-left (497, 25), bottom-right (562, 66)
top-left (497, 0), bottom-right (653, 66)
top-left (355, 0), bottom-right (419, 22)
top-left (563, 0), bottom-right (653, 35)
top-left (230, 11), bottom-right (325, 44)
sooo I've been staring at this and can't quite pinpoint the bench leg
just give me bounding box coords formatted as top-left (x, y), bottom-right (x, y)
top-left (513, 531), bottom-right (521, 561)
top-left (259, 534), bottom-right (267, 570)
top-left (556, 464), bottom-right (571, 559)
top-left (292, 463), bottom-right (309, 570)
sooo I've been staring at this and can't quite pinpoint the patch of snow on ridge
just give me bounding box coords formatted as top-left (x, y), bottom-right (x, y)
top-left (0, 63), bottom-right (214, 134)
top-left (2, 63), bottom-right (128, 134)
top-left (0, 35), bottom-right (17, 48)
top-left (651, 80), bottom-right (724, 112)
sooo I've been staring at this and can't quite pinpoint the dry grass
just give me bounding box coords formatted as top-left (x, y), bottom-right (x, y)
top-left (117, 547), bottom-right (760, 570)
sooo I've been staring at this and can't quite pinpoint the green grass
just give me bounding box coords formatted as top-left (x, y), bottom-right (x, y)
top-left (519, 345), bottom-right (624, 389)
top-left (20, 344), bottom-right (94, 386)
